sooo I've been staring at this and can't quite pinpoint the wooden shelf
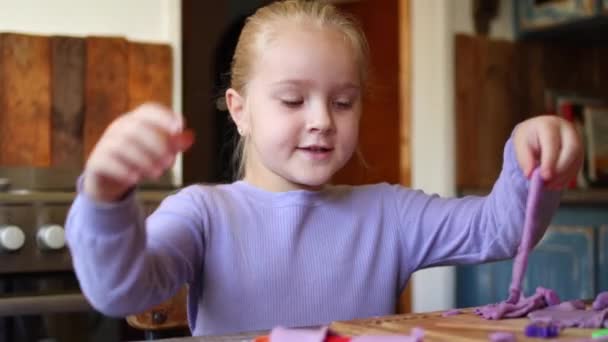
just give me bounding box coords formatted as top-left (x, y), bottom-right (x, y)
top-left (561, 189), bottom-right (608, 205)
top-left (459, 188), bottom-right (608, 206)
top-left (517, 14), bottom-right (608, 44)
top-left (514, 0), bottom-right (608, 44)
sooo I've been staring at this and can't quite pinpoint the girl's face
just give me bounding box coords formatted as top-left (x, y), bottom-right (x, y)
top-left (230, 24), bottom-right (362, 192)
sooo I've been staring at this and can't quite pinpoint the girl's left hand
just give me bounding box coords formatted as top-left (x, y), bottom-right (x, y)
top-left (513, 115), bottom-right (584, 190)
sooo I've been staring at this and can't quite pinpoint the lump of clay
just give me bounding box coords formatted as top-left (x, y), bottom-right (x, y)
top-left (552, 300), bottom-right (586, 311)
top-left (475, 287), bottom-right (559, 319)
top-left (524, 322), bottom-right (560, 338)
top-left (488, 331), bottom-right (516, 342)
top-left (528, 304), bottom-right (608, 329)
top-left (593, 292), bottom-right (608, 311)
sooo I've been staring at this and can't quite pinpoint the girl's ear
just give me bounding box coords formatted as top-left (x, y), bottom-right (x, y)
top-left (226, 88), bottom-right (249, 136)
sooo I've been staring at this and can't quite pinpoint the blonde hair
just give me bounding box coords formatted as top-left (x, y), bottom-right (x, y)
top-left (229, 0), bottom-right (370, 180)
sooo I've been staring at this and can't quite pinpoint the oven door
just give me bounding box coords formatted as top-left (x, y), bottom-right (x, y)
top-left (0, 272), bottom-right (141, 342)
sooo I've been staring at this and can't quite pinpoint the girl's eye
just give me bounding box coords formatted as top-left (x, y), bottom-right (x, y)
top-left (333, 100), bottom-right (353, 110)
top-left (281, 99), bottom-right (304, 108)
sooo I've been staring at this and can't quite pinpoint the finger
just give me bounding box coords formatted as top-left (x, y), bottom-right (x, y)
top-left (88, 154), bottom-right (139, 185)
top-left (170, 129), bottom-right (195, 153)
top-left (514, 128), bottom-right (539, 178)
top-left (546, 122), bottom-right (583, 189)
top-left (107, 139), bottom-right (164, 179)
top-left (160, 154), bottom-right (177, 170)
top-left (546, 151), bottom-right (583, 189)
top-left (554, 123), bottom-right (582, 178)
top-left (132, 103), bottom-right (182, 134)
top-left (546, 153), bottom-right (584, 189)
top-left (537, 123), bottom-right (561, 181)
top-left (119, 124), bottom-right (174, 162)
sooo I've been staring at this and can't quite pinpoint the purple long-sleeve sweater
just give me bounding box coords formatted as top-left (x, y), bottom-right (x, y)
top-left (65, 138), bottom-right (561, 336)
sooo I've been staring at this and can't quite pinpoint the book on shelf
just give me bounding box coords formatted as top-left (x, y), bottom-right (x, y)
top-left (544, 89), bottom-right (608, 188)
top-left (583, 106), bottom-right (608, 186)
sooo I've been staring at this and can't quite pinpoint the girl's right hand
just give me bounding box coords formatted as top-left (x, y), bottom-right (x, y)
top-left (83, 103), bottom-right (194, 202)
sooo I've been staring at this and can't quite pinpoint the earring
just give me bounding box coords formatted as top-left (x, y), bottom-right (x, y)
top-left (237, 127), bottom-right (244, 136)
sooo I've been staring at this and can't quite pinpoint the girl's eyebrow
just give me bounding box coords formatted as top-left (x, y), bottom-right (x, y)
top-left (271, 79), bottom-right (361, 90)
top-left (271, 79), bottom-right (313, 87)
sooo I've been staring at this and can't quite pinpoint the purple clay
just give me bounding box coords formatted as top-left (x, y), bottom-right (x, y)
top-left (507, 168), bottom-right (543, 304)
top-left (488, 331), bottom-right (516, 342)
top-left (539, 287), bottom-right (561, 306)
top-left (410, 327), bottom-right (425, 341)
top-left (524, 323), bottom-right (560, 338)
top-left (593, 292), bottom-right (608, 311)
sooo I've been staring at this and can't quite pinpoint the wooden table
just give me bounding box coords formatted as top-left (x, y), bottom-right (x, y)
top-left (148, 308), bottom-right (597, 341)
top-left (330, 308), bottom-right (595, 341)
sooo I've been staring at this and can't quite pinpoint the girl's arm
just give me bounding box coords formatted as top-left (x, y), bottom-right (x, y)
top-left (395, 137), bottom-right (561, 274)
top-left (66, 184), bottom-right (205, 317)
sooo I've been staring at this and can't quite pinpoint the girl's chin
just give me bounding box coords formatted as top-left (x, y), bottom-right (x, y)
top-left (288, 175), bottom-right (333, 190)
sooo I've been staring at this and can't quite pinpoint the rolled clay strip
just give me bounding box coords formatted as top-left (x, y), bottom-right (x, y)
top-left (506, 168), bottom-right (544, 304)
top-left (593, 292), bottom-right (608, 311)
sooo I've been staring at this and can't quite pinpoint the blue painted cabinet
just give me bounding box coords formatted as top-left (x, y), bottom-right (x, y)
top-left (456, 207), bottom-right (608, 307)
top-left (522, 226), bottom-right (595, 300)
top-left (600, 225), bottom-right (608, 292)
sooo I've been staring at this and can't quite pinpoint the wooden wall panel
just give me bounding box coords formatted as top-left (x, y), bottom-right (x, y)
top-left (0, 33), bottom-right (171, 170)
top-left (51, 36), bottom-right (85, 168)
top-left (456, 35), bottom-right (608, 191)
top-left (84, 37), bottom-right (128, 159)
top-left (542, 44), bottom-right (597, 93)
top-left (456, 34), bottom-right (525, 189)
top-left (128, 42), bottom-right (172, 108)
top-left (0, 33), bottom-right (51, 167)
top-left (517, 43), bottom-right (546, 118)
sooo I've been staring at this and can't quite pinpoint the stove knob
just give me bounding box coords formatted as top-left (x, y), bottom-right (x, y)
top-left (37, 225), bottom-right (65, 250)
top-left (0, 225), bottom-right (26, 251)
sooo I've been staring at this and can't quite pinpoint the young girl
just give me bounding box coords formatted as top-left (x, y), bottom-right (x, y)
top-left (66, 0), bottom-right (583, 337)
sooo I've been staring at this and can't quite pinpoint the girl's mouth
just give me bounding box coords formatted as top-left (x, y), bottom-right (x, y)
top-left (297, 146), bottom-right (334, 160)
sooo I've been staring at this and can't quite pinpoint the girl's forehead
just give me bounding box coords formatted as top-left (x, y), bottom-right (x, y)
top-left (263, 22), bottom-right (347, 47)
top-left (255, 26), bottom-right (358, 70)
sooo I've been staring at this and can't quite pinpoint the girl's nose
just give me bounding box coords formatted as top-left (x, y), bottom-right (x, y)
top-left (306, 104), bottom-right (334, 133)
